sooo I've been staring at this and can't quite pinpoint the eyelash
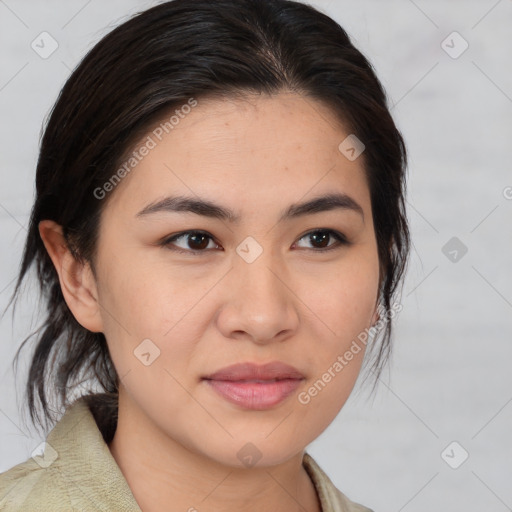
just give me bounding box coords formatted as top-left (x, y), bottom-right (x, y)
top-left (160, 229), bottom-right (350, 255)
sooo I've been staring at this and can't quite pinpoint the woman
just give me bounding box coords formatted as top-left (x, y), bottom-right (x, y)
top-left (0, 0), bottom-right (409, 510)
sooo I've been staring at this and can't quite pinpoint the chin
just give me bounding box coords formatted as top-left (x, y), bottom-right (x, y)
top-left (197, 436), bottom-right (307, 470)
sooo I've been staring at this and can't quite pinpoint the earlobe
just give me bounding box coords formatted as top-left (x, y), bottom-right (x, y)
top-left (38, 220), bottom-right (104, 333)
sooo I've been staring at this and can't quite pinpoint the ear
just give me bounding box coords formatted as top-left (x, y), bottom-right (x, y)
top-left (38, 220), bottom-right (104, 333)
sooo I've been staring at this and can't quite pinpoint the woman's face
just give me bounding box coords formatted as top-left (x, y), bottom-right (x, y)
top-left (92, 92), bottom-right (380, 467)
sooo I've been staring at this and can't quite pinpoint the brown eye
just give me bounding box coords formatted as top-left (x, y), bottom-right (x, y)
top-left (162, 231), bottom-right (221, 254)
top-left (161, 228), bottom-right (349, 256)
top-left (294, 229), bottom-right (349, 251)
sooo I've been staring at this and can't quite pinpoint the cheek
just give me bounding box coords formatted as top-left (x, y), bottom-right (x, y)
top-left (95, 262), bottom-right (201, 413)
top-left (96, 251), bottom-right (188, 335)
top-left (295, 268), bottom-right (378, 436)
top-left (95, 254), bottom-right (213, 376)
top-left (294, 247), bottom-right (379, 411)
top-left (306, 250), bottom-right (380, 340)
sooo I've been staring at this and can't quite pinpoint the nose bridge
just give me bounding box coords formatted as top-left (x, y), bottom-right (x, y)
top-left (220, 240), bottom-right (298, 342)
top-left (237, 240), bottom-right (285, 306)
top-left (238, 249), bottom-right (282, 302)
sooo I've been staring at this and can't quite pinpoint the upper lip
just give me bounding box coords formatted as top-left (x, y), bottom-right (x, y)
top-left (203, 361), bottom-right (304, 381)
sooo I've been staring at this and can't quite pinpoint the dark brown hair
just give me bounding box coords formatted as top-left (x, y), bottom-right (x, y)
top-left (4, 0), bottom-right (409, 437)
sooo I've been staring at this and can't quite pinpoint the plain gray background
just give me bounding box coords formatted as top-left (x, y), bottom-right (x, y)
top-left (1, 1), bottom-right (511, 511)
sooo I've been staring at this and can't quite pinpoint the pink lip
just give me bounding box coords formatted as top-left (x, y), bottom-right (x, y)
top-left (203, 361), bottom-right (304, 381)
top-left (202, 362), bottom-right (304, 410)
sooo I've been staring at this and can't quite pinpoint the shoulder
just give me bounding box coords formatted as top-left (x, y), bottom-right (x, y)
top-left (0, 399), bottom-right (91, 511)
top-left (0, 397), bottom-right (140, 511)
top-left (0, 455), bottom-right (71, 511)
top-left (303, 452), bottom-right (375, 512)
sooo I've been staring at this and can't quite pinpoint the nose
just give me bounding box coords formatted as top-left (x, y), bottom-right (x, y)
top-left (216, 249), bottom-right (300, 345)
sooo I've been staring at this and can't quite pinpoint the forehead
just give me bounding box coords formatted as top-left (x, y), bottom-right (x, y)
top-left (103, 92), bottom-right (370, 219)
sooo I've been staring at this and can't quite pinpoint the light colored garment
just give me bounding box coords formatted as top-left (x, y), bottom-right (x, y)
top-left (0, 397), bottom-right (373, 511)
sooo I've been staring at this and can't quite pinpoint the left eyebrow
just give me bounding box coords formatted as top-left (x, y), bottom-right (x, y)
top-left (135, 192), bottom-right (364, 223)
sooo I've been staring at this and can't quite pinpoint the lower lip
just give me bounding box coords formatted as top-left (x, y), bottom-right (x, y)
top-left (204, 379), bottom-right (303, 410)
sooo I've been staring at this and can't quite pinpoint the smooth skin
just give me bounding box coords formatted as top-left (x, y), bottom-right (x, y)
top-left (39, 92), bottom-right (380, 512)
